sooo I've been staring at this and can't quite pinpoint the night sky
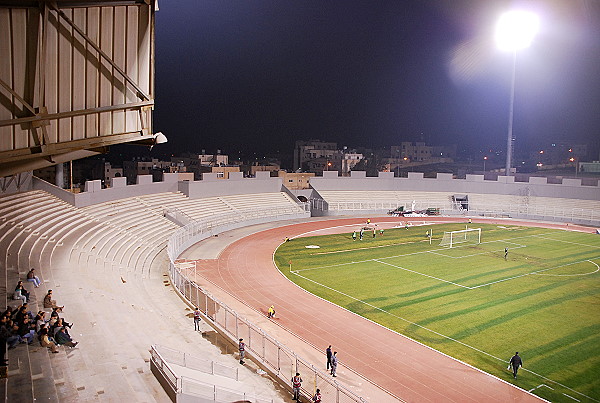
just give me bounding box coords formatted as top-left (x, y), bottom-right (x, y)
top-left (153, 0), bottom-right (600, 158)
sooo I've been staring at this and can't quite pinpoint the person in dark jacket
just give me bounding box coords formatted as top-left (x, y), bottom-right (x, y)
top-left (55, 327), bottom-right (78, 348)
top-left (508, 352), bottom-right (523, 379)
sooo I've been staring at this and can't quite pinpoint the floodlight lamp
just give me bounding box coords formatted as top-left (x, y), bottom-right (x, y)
top-left (154, 132), bottom-right (168, 144)
top-left (495, 10), bottom-right (539, 51)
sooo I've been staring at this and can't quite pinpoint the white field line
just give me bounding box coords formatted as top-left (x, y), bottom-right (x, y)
top-left (531, 260), bottom-right (600, 277)
top-left (563, 393), bottom-right (581, 402)
top-left (295, 232), bottom-right (556, 273)
top-left (373, 259), bottom-right (471, 289)
top-left (289, 270), bottom-right (599, 403)
top-left (307, 230), bottom-right (556, 257)
top-left (369, 258), bottom-right (599, 290)
top-left (428, 241), bottom-right (527, 259)
top-left (533, 235), bottom-right (600, 249)
top-left (529, 384), bottom-right (554, 393)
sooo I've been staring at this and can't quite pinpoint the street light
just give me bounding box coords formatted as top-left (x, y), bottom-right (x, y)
top-left (483, 156), bottom-right (488, 172)
top-left (495, 10), bottom-right (539, 176)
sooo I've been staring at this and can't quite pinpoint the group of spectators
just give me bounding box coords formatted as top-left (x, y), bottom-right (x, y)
top-left (1, 270), bottom-right (77, 366)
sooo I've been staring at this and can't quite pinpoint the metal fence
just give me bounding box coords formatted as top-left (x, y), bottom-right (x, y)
top-left (150, 345), bottom-right (274, 403)
top-left (153, 344), bottom-right (239, 381)
top-left (167, 219), bottom-right (368, 403)
top-left (311, 198), bottom-right (600, 226)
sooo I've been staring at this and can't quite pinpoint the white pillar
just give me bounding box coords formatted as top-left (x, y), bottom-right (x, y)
top-left (55, 163), bottom-right (65, 188)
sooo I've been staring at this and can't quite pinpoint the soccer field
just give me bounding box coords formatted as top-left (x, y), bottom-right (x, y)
top-left (274, 223), bottom-right (600, 403)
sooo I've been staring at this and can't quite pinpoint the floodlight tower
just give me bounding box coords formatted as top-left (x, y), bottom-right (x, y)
top-left (495, 10), bottom-right (539, 176)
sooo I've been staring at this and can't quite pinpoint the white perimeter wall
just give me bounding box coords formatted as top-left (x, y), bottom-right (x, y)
top-left (310, 171), bottom-right (600, 201)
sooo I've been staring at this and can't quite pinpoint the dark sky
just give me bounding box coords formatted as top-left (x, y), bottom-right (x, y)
top-left (153, 0), bottom-right (600, 157)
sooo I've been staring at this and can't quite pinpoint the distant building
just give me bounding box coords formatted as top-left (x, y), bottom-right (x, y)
top-left (124, 158), bottom-right (188, 184)
top-left (208, 165), bottom-right (240, 179)
top-left (580, 161), bottom-right (600, 173)
top-left (243, 162), bottom-right (281, 177)
top-left (104, 162), bottom-right (123, 185)
top-left (278, 171), bottom-right (315, 190)
top-left (293, 140), bottom-right (339, 172)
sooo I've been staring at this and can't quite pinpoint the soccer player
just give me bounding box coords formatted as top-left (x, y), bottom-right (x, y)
top-left (352, 231), bottom-right (356, 241)
top-left (504, 247), bottom-right (508, 260)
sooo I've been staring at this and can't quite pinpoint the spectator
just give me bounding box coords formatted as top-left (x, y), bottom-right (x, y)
top-left (38, 326), bottom-right (59, 353)
top-left (26, 269), bottom-right (41, 287)
top-left (55, 327), bottom-right (77, 348)
top-left (16, 316), bottom-right (35, 345)
top-left (16, 281), bottom-right (30, 299)
top-left (0, 316), bottom-right (10, 365)
top-left (291, 372), bottom-right (302, 401)
top-left (13, 281), bottom-right (28, 304)
top-left (43, 290), bottom-right (64, 311)
top-left (51, 318), bottom-right (72, 338)
top-left (34, 311), bottom-right (48, 333)
top-left (1, 316), bottom-right (20, 350)
top-left (193, 307), bottom-right (202, 331)
top-left (14, 305), bottom-right (34, 325)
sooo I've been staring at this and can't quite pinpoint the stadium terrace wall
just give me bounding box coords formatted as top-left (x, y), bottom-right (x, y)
top-left (179, 171), bottom-right (284, 198)
top-left (31, 171), bottom-right (286, 208)
top-left (310, 171), bottom-right (600, 200)
top-left (309, 171), bottom-right (600, 226)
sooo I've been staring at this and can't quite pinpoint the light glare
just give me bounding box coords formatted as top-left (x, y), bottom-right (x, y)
top-left (495, 11), bottom-right (539, 51)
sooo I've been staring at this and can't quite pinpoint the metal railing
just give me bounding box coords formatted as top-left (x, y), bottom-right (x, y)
top-left (167, 219), bottom-right (367, 403)
top-left (150, 345), bottom-right (273, 403)
top-left (153, 344), bottom-right (239, 381)
top-left (310, 198), bottom-right (600, 226)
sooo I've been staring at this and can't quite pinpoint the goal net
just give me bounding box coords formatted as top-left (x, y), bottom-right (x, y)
top-left (439, 228), bottom-right (481, 248)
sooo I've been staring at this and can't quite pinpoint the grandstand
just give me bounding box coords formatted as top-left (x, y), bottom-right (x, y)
top-left (1, 169), bottom-right (598, 401)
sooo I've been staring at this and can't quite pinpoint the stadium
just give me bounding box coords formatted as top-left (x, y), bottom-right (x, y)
top-left (1, 1), bottom-right (599, 403)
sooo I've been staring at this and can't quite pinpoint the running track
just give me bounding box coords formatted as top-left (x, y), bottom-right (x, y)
top-left (192, 217), bottom-right (590, 402)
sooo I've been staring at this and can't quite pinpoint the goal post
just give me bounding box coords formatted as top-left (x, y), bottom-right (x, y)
top-left (439, 228), bottom-right (481, 248)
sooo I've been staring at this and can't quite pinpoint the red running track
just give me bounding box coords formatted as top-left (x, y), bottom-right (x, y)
top-left (194, 217), bottom-right (579, 402)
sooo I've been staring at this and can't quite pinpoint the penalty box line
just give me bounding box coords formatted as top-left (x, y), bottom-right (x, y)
top-left (428, 241), bottom-right (526, 259)
top-left (373, 258), bottom-right (600, 290)
top-left (289, 270), bottom-right (598, 403)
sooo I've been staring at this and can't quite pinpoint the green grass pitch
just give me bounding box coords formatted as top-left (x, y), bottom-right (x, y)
top-left (274, 223), bottom-right (600, 402)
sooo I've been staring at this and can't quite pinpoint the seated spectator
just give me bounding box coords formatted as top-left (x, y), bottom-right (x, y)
top-left (43, 290), bottom-right (63, 311)
top-left (26, 268), bottom-right (41, 287)
top-left (38, 326), bottom-right (59, 353)
top-left (0, 316), bottom-right (21, 349)
top-left (50, 309), bottom-right (72, 329)
top-left (13, 305), bottom-right (34, 325)
top-left (0, 316), bottom-right (13, 364)
top-left (51, 318), bottom-right (72, 337)
top-left (54, 327), bottom-right (77, 348)
top-left (2, 307), bottom-right (13, 320)
top-left (13, 281), bottom-right (28, 304)
top-left (34, 311), bottom-right (48, 333)
top-left (15, 281), bottom-right (30, 301)
top-left (16, 316), bottom-right (35, 345)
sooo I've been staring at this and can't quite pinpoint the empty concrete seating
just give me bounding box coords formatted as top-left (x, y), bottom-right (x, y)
top-left (317, 190), bottom-right (454, 211)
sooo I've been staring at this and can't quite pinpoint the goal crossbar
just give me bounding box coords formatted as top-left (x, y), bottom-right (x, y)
top-left (440, 228), bottom-right (481, 248)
